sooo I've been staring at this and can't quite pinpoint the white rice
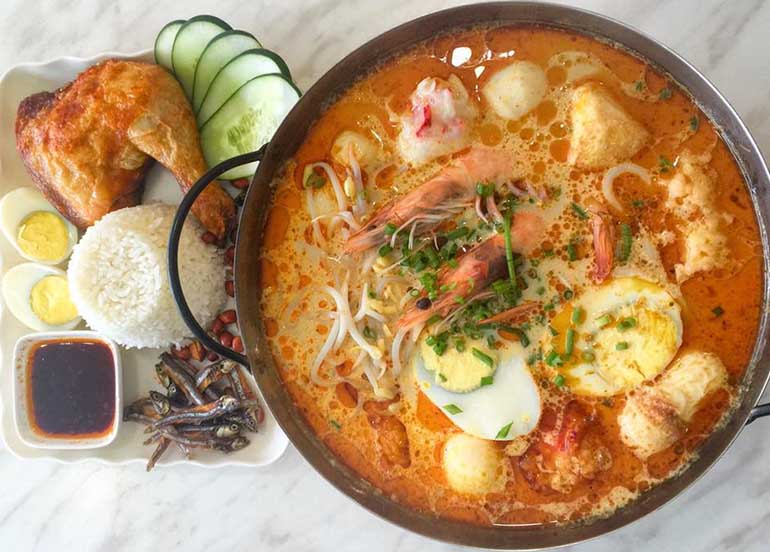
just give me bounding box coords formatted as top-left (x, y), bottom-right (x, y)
top-left (68, 203), bottom-right (225, 349)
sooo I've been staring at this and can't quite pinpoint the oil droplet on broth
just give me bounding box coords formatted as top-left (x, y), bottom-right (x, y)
top-left (479, 123), bottom-right (503, 146)
top-left (550, 139), bottom-right (570, 162)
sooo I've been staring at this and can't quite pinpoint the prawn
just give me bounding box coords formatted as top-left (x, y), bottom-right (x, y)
top-left (344, 148), bottom-right (520, 253)
top-left (397, 211), bottom-right (543, 330)
top-left (591, 209), bottom-right (615, 283)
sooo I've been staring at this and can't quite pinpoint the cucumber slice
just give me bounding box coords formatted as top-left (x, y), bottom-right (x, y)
top-left (171, 15), bottom-right (232, 99)
top-left (191, 30), bottom-right (262, 112)
top-left (154, 20), bottom-right (185, 72)
top-left (200, 73), bottom-right (300, 180)
top-left (196, 49), bottom-right (292, 127)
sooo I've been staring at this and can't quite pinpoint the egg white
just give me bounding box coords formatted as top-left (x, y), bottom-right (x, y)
top-left (0, 187), bottom-right (78, 264)
top-left (412, 341), bottom-right (541, 441)
top-left (2, 263), bottom-right (81, 331)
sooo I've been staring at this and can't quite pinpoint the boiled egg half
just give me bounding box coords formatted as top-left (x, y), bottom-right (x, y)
top-left (544, 276), bottom-right (682, 396)
top-left (2, 263), bottom-right (81, 331)
top-left (411, 338), bottom-right (541, 441)
top-left (0, 188), bottom-right (78, 264)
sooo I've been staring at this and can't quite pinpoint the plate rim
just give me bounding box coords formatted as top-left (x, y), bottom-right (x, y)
top-left (0, 48), bottom-right (289, 469)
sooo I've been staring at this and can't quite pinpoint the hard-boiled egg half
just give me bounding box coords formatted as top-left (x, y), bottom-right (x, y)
top-left (544, 276), bottom-right (682, 396)
top-left (0, 187), bottom-right (78, 264)
top-left (411, 337), bottom-right (541, 441)
top-left (2, 263), bottom-right (81, 331)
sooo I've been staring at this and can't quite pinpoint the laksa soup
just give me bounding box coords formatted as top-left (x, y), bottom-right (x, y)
top-left (259, 26), bottom-right (762, 525)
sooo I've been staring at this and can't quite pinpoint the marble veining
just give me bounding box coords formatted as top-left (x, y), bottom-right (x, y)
top-left (1, 1), bottom-right (769, 551)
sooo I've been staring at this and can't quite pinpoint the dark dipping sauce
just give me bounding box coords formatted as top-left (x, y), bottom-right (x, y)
top-left (27, 339), bottom-right (116, 438)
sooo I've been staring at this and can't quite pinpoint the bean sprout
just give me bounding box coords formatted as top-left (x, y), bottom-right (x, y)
top-left (602, 163), bottom-right (651, 213)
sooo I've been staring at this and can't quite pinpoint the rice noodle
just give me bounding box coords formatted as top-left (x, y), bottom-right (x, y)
top-left (601, 163), bottom-right (651, 212)
top-left (305, 188), bottom-right (327, 246)
top-left (321, 284), bottom-right (383, 360)
top-left (354, 282), bottom-right (369, 322)
top-left (347, 144), bottom-right (367, 217)
top-left (475, 195), bottom-right (488, 223)
top-left (311, 162), bottom-right (347, 212)
top-left (408, 221), bottom-right (418, 250)
top-left (391, 327), bottom-right (409, 376)
top-left (311, 314), bottom-right (341, 386)
top-left (486, 195), bottom-right (503, 222)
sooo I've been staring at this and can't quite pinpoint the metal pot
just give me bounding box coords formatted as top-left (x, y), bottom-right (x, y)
top-left (168, 3), bottom-right (770, 548)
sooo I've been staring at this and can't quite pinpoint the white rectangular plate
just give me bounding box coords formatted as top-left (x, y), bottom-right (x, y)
top-left (0, 50), bottom-right (288, 467)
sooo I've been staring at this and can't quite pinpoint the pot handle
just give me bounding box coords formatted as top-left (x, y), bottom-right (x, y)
top-left (747, 402), bottom-right (770, 425)
top-left (168, 147), bottom-right (266, 368)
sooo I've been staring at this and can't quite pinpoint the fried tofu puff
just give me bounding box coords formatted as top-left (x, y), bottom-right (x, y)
top-left (619, 351), bottom-right (728, 458)
top-left (482, 61), bottom-right (547, 120)
top-left (567, 83), bottom-right (649, 170)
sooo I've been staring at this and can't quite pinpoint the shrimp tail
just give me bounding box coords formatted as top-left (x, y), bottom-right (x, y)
top-left (591, 210), bottom-right (615, 283)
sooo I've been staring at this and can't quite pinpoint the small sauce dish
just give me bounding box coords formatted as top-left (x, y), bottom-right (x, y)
top-left (12, 330), bottom-right (122, 449)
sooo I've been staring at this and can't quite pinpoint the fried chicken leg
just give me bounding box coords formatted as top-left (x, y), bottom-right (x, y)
top-left (15, 59), bottom-right (235, 240)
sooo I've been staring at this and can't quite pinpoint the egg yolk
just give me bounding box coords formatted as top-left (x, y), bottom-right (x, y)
top-left (30, 275), bottom-right (78, 325)
top-left (17, 211), bottom-right (69, 262)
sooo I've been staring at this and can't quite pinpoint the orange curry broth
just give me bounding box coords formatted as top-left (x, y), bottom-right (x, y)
top-left (258, 26), bottom-right (762, 525)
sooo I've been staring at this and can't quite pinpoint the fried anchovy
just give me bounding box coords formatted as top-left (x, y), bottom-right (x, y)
top-left (146, 438), bottom-right (171, 472)
top-left (175, 422), bottom-right (241, 439)
top-left (149, 390), bottom-right (172, 416)
top-left (145, 395), bottom-right (240, 432)
top-left (195, 360), bottom-right (235, 392)
top-left (150, 427), bottom-right (250, 452)
top-left (159, 353), bottom-right (207, 405)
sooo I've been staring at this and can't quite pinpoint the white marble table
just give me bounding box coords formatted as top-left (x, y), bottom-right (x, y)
top-left (1, 0), bottom-right (769, 550)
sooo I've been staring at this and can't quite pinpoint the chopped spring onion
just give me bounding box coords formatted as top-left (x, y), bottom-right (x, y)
top-left (427, 314), bottom-right (443, 326)
top-left (454, 337), bottom-right (466, 352)
top-left (545, 350), bottom-right (563, 366)
top-left (447, 226), bottom-right (470, 240)
top-left (378, 244), bottom-right (393, 257)
top-left (363, 326), bottom-right (375, 339)
top-left (595, 314), bottom-right (611, 327)
top-left (329, 420), bottom-right (342, 430)
top-left (303, 167), bottom-right (326, 189)
top-left (659, 155), bottom-right (674, 172)
top-left (536, 286), bottom-right (546, 296)
top-left (713, 306), bottom-right (724, 317)
top-left (447, 259), bottom-right (459, 269)
top-left (476, 182), bottom-right (495, 197)
top-left (548, 325), bottom-right (559, 336)
top-left (433, 340), bottom-right (448, 356)
top-left (368, 289), bottom-right (377, 299)
top-left (567, 240), bottom-right (578, 261)
top-left (571, 202), bottom-right (589, 220)
top-left (565, 328), bottom-right (575, 357)
top-left (454, 295), bottom-right (466, 304)
top-left (581, 350), bottom-right (596, 362)
top-left (690, 116), bottom-right (700, 132)
top-left (502, 211), bottom-right (516, 287)
top-left (383, 222), bottom-right (397, 235)
top-left (472, 348), bottom-right (495, 369)
top-left (554, 374), bottom-right (566, 387)
top-left (480, 375), bottom-right (494, 387)
top-left (571, 306), bottom-right (583, 325)
top-left (495, 422), bottom-right (513, 439)
top-left (438, 373), bottom-right (447, 382)
top-left (425, 335), bottom-right (437, 346)
top-left (617, 317), bottom-right (637, 331)
top-left (563, 289), bottom-right (574, 300)
top-left (659, 87), bottom-right (673, 100)
top-left (616, 341), bottom-right (630, 351)
top-left (619, 223), bottom-right (632, 262)
top-left (409, 288), bottom-right (420, 297)
top-left (444, 404), bottom-right (463, 415)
